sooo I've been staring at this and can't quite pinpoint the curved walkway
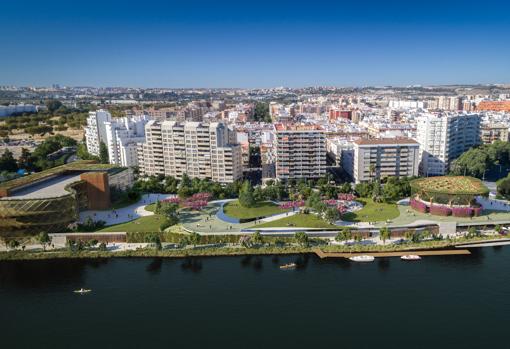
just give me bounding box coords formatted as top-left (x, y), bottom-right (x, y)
top-left (79, 193), bottom-right (175, 226)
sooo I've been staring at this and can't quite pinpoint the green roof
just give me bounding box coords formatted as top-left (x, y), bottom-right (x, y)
top-left (0, 160), bottom-right (122, 193)
top-left (410, 176), bottom-right (489, 196)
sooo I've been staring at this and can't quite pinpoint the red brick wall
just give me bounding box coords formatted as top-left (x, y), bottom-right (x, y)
top-left (80, 172), bottom-right (111, 210)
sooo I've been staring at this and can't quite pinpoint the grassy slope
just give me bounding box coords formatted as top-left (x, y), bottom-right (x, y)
top-left (99, 214), bottom-right (166, 233)
top-left (342, 198), bottom-right (400, 222)
top-left (254, 213), bottom-right (337, 229)
top-left (223, 200), bottom-right (287, 219)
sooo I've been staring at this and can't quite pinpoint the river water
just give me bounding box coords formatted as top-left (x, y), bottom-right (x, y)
top-left (1, 248), bottom-right (509, 349)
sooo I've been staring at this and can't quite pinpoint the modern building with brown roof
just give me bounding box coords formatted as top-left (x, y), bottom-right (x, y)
top-left (0, 161), bottom-right (133, 237)
top-left (353, 138), bottom-right (419, 183)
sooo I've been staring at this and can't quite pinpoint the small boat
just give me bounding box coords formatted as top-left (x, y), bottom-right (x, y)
top-left (349, 255), bottom-right (375, 262)
top-left (73, 288), bottom-right (92, 294)
top-left (279, 263), bottom-right (297, 270)
top-left (401, 255), bottom-right (421, 261)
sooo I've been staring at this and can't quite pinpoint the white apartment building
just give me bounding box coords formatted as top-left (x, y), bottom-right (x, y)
top-left (85, 109), bottom-right (112, 156)
top-left (327, 138), bottom-right (355, 179)
top-left (275, 124), bottom-right (326, 180)
top-left (105, 115), bottom-right (150, 167)
top-left (416, 113), bottom-right (481, 176)
top-left (137, 121), bottom-right (242, 183)
top-left (353, 138), bottom-right (420, 183)
top-left (0, 104), bottom-right (38, 117)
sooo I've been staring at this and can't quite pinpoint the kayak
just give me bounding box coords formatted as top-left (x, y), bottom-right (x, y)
top-left (74, 288), bottom-right (92, 294)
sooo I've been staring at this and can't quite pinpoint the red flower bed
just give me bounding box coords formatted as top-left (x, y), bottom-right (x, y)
top-left (451, 207), bottom-right (473, 217)
top-left (279, 200), bottom-right (305, 209)
top-left (338, 193), bottom-right (356, 201)
top-left (410, 199), bottom-right (428, 213)
top-left (429, 205), bottom-right (451, 216)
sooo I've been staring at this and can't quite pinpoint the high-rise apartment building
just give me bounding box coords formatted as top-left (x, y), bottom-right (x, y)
top-left (105, 115), bottom-right (150, 167)
top-left (352, 138), bottom-right (420, 183)
top-left (416, 113), bottom-right (481, 176)
top-left (137, 121), bottom-right (242, 183)
top-left (480, 123), bottom-right (509, 144)
top-left (85, 109), bottom-right (112, 156)
top-left (275, 124), bottom-right (326, 180)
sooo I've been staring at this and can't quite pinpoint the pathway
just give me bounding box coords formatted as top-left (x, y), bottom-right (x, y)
top-left (79, 193), bottom-right (175, 226)
top-left (314, 248), bottom-right (471, 259)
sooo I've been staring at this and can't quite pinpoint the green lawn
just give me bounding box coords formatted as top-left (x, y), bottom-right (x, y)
top-left (144, 203), bottom-right (156, 212)
top-left (99, 214), bottom-right (165, 233)
top-left (342, 198), bottom-right (400, 222)
top-left (254, 213), bottom-right (337, 229)
top-left (223, 200), bottom-right (287, 219)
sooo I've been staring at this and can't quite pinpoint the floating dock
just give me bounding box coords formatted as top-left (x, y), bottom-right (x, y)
top-left (314, 249), bottom-right (471, 259)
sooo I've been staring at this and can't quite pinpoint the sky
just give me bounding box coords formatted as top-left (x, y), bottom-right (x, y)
top-left (0, 0), bottom-right (509, 88)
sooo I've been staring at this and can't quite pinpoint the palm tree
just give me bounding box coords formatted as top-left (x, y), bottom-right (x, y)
top-left (379, 227), bottom-right (391, 245)
top-left (369, 164), bottom-right (376, 180)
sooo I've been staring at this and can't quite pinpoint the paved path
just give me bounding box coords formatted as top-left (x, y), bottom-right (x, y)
top-left (314, 248), bottom-right (471, 259)
top-left (79, 193), bottom-right (175, 225)
top-left (476, 195), bottom-right (510, 212)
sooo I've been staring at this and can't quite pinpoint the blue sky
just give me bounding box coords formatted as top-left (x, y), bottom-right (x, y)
top-left (1, 0), bottom-right (509, 87)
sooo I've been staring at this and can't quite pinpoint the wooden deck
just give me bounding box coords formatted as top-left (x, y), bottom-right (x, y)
top-left (314, 248), bottom-right (471, 259)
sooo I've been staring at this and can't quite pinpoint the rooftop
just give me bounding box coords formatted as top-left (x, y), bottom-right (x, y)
top-left (275, 123), bottom-right (323, 132)
top-left (354, 138), bottom-right (419, 145)
top-left (0, 160), bottom-right (121, 195)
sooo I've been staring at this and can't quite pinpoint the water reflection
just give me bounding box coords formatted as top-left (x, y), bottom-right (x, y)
top-left (377, 257), bottom-right (390, 271)
top-left (181, 258), bottom-right (202, 272)
top-left (0, 259), bottom-right (93, 289)
top-left (240, 256), bottom-right (252, 267)
top-left (146, 258), bottom-right (163, 274)
top-left (252, 257), bottom-right (263, 271)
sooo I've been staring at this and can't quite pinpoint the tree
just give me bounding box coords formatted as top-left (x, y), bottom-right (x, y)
top-left (369, 164), bottom-right (376, 179)
top-left (325, 207), bottom-right (340, 223)
top-left (253, 102), bottom-right (271, 122)
top-left (379, 227), bottom-right (391, 244)
top-left (188, 232), bottom-right (201, 247)
top-left (335, 228), bottom-right (352, 242)
top-left (354, 234), bottom-right (363, 243)
top-left (238, 180), bottom-right (256, 208)
top-left (8, 239), bottom-right (20, 251)
top-left (99, 242), bottom-right (108, 251)
top-left (45, 99), bottom-right (63, 113)
top-left (145, 233), bottom-right (162, 250)
top-left (355, 182), bottom-right (373, 198)
top-left (251, 231), bottom-right (263, 245)
top-left (467, 226), bottom-right (479, 238)
top-left (17, 148), bottom-right (35, 172)
top-left (76, 143), bottom-right (99, 161)
top-left (38, 232), bottom-right (51, 251)
top-left (0, 149), bottom-right (18, 172)
top-left (99, 141), bottom-right (109, 164)
top-left (294, 232), bottom-right (310, 247)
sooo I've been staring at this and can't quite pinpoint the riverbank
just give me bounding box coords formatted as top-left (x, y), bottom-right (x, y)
top-left (1, 235), bottom-right (507, 261)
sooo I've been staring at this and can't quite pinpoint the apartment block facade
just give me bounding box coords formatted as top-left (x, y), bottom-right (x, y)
top-left (105, 115), bottom-right (149, 167)
top-left (137, 121), bottom-right (242, 183)
top-left (416, 113), bottom-right (481, 176)
top-left (85, 109), bottom-right (112, 156)
top-left (353, 138), bottom-right (419, 183)
top-left (480, 123), bottom-right (509, 144)
top-left (275, 124), bottom-right (326, 180)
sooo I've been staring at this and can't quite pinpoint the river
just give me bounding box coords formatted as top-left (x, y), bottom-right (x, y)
top-left (1, 248), bottom-right (509, 348)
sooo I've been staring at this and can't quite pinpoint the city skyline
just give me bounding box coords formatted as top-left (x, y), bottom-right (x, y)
top-left (1, 0), bottom-right (510, 87)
